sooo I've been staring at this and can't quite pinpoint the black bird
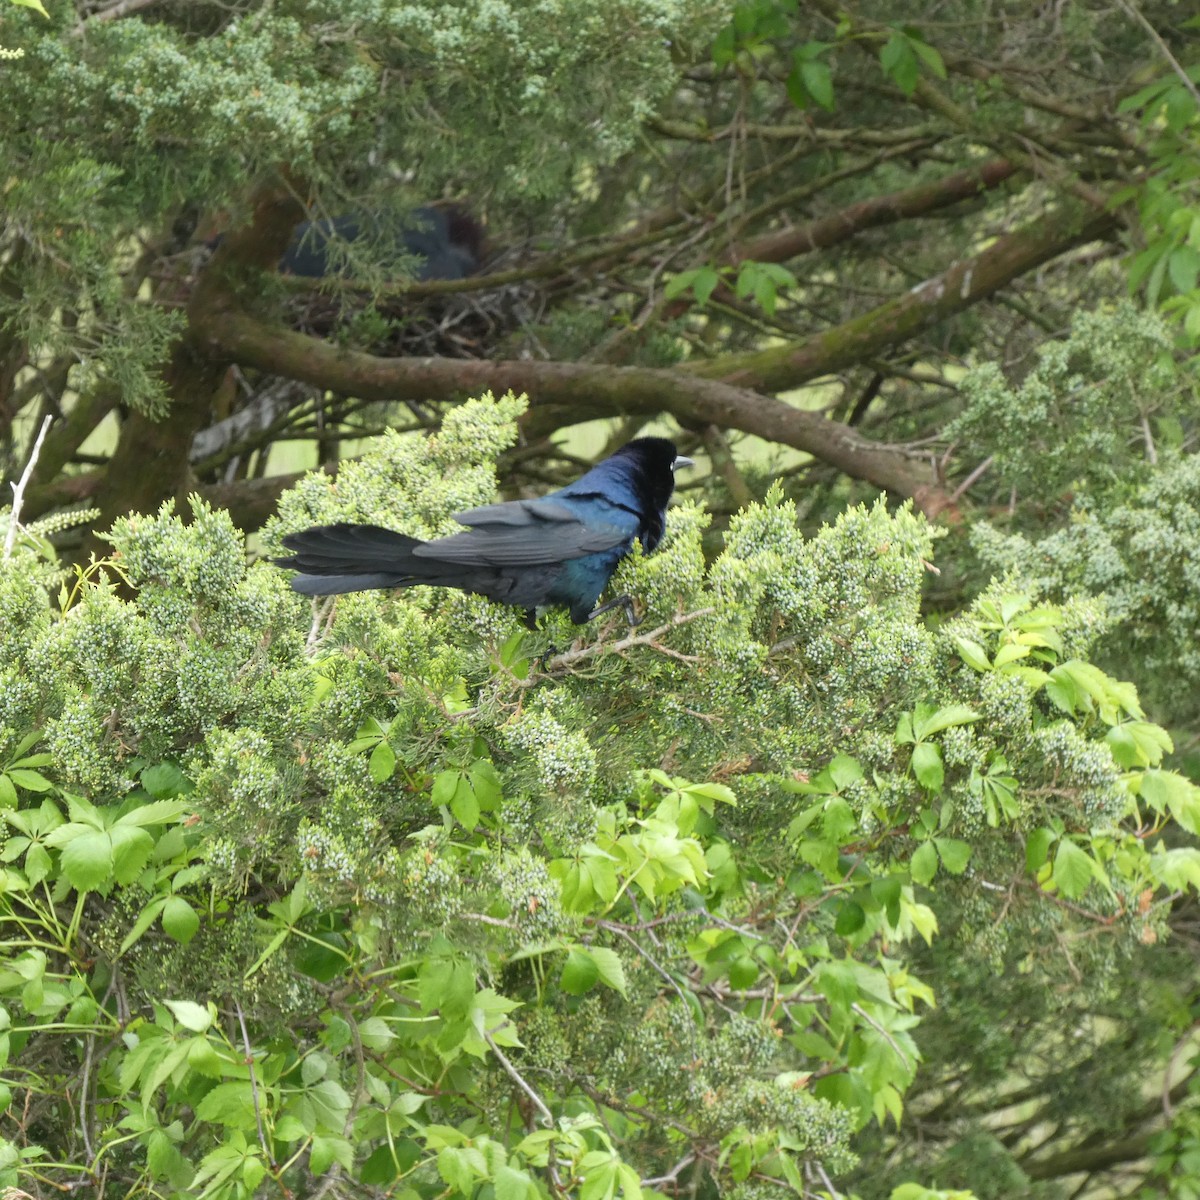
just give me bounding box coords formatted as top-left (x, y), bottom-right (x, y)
top-left (276, 438), bottom-right (693, 628)
top-left (279, 206), bottom-right (483, 281)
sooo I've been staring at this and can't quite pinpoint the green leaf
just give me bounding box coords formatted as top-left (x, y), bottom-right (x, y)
top-left (495, 1165), bottom-right (535, 1200)
top-left (1140, 770), bottom-right (1200, 834)
top-left (1052, 838), bottom-right (1095, 900)
top-left (910, 38), bottom-right (946, 79)
top-left (1152, 846), bottom-right (1200, 892)
top-left (162, 895), bottom-right (200, 944)
top-left (141, 763), bottom-right (188, 798)
top-left (911, 840), bottom-right (938, 886)
top-left (829, 755), bottom-right (864, 789)
top-left (60, 829), bottom-right (114, 891)
top-left (309, 1135), bottom-right (354, 1177)
top-left (953, 637), bottom-right (991, 671)
top-left (664, 268), bottom-right (700, 300)
top-left (589, 946), bottom-right (628, 996)
top-left (23, 841), bottom-right (50, 886)
top-left (187, 1035), bottom-right (225, 1078)
top-left (116, 798), bottom-right (187, 827)
top-left (119, 897), bottom-right (167, 955)
top-left (109, 825), bottom-right (154, 885)
top-left (195, 1080), bottom-right (260, 1128)
top-left (1169, 244), bottom-right (1200, 294)
top-left (450, 775), bottom-right (480, 829)
top-left (801, 59), bottom-right (834, 109)
top-left (934, 838), bottom-right (971, 874)
top-left (911, 742), bottom-right (944, 793)
top-left (880, 31), bottom-right (918, 95)
top-left (692, 266), bottom-right (720, 306)
top-left (432, 769), bottom-right (462, 809)
top-left (274, 1115), bottom-right (310, 1142)
top-left (1025, 827), bottom-right (1054, 873)
top-left (560, 947), bottom-right (600, 995)
top-left (369, 740), bottom-right (397, 784)
top-left (835, 900), bottom-right (866, 936)
top-left (468, 759), bottom-right (503, 810)
top-left (0, 775), bottom-right (16, 810)
top-left (164, 999), bottom-right (213, 1032)
top-left (913, 703), bottom-right (980, 740)
top-left (7, 768), bottom-right (52, 793)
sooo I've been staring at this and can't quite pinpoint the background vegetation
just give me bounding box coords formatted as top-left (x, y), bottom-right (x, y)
top-left (1, 2), bottom-right (1200, 1199)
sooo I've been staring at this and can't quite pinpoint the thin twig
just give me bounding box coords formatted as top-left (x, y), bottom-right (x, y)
top-left (641, 1153), bottom-right (696, 1189)
top-left (234, 999), bottom-right (271, 1161)
top-left (79, 1031), bottom-right (96, 1162)
top-left (5, 414), bottom-right (53, 559)
top-left (599, 921), bottom-right (693, 1012)
top-left (532, 608), bottom-right (715, 678)
top-left (1141, 414), bottom-right (1157, 466)
top-left (851, 1002), bottom-right (912, 1072)
top-left (1117, 0), bottom-right (1200, 109)
top-left (949, 454), bottom-right (994, 504)
top-left (484, 1030), bottom-right (555, 1127)
top-left (813, 1158), bottom-right (844, 1199)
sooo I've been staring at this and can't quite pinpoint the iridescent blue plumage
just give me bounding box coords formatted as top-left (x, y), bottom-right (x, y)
top-left (277, 438), bottom-right (691, 626)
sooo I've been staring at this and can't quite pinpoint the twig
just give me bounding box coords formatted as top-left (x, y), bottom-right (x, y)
top-left (1117, 0), bottom-right (1200, 110)
top-left (851, 1002), bottom-right (912, 1073)
top-left (484, 1030), bottom-right (555, 1127)
top-left (233, 999), bottom-right (271, 1161)
top-left (1141, 414), bottom-right (1157, 466)
top-left (1161, 1020), bottom-right (1199, 1119)
top-left (641, 1153), bottom-right (696, 1189)
top-left (812, 1158), bottom-right (844, 1199)
top-left (306, 596), bottom-right (337, 653)
top-left (949, 454), bottom-right (994, 504)
top-left (79, 1031), bottom-right (96, 1162)
top-left (5, 414), bottom-right (53, 559)
top-left (599, 921), bottom-right (694, 1013)
top-left (533, 608), bottom-right (715, 677)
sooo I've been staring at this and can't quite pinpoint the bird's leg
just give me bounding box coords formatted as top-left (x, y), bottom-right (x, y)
top-left (586, 593), bottom-right (641, 627)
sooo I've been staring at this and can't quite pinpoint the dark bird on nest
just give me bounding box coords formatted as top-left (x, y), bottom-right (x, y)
top-left (279, 205), bottom-right (484, 281)
top-left (276, 438), bottom-right (693, 629)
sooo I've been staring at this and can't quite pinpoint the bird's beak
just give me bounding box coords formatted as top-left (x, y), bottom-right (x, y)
top-left (672, 455), bottom-right (695, 471)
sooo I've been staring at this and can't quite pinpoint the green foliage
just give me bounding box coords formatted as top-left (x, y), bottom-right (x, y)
top-left (0, 0), bottom-right (723, 428)
top-left (1117, 59), bottom-right (1200, 343)
top-left (947, 303), bottom-right (1182, 504)
top-left (0, 396), bottom-right (1192, 1198)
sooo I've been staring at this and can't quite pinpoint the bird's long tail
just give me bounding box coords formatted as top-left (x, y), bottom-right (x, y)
top-left (276, 523), bottom-right (422, 596)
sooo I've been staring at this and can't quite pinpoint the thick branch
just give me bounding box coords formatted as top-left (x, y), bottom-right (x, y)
top-left (196, 202), bottom-right (1116, 516)
top-left (87, 179), bottom-right (307, 547)
top-left (198, 310), bottom-right (945, 512)
top-left (736, 158), bottom-right (1018, 264)
top-left (1021, 1133), bottom-right (1152, 1181)
top-left (699, 205), bottom-right (1118, 394)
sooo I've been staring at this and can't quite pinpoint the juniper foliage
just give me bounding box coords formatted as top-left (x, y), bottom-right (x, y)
top-left (0, 396), bottom-right (1195, 1200)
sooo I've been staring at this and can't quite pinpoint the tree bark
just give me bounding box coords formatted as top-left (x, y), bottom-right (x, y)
top-left (698, 205), bottom-right (1118, 393)
top-left (86, 179), bottom-right (306, 550)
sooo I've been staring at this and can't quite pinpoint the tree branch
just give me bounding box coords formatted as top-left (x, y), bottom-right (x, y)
top-left (699, 204), bottom-right (1117, 394)
top-left (735, 158), bottom-right (1018, 265)
top-left (197, 310), bottom-right (947, 511)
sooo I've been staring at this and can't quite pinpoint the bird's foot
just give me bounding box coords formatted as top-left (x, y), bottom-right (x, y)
top-left (585, 594), bottom-right (641, 627)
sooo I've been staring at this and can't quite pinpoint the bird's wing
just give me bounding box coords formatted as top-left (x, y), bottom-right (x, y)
top-left (414, 498), bottom-right (630, 567)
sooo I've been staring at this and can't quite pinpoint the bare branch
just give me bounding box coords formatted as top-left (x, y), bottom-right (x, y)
top-left (5, 413), bottom-right (52, 559)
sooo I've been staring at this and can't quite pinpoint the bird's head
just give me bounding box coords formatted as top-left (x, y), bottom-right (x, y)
top-left (603, 437), bottom-right (693, 555)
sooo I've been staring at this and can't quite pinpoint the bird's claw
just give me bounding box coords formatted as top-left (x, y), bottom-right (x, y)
top-left (585, 593), bottom-right (641, 627)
